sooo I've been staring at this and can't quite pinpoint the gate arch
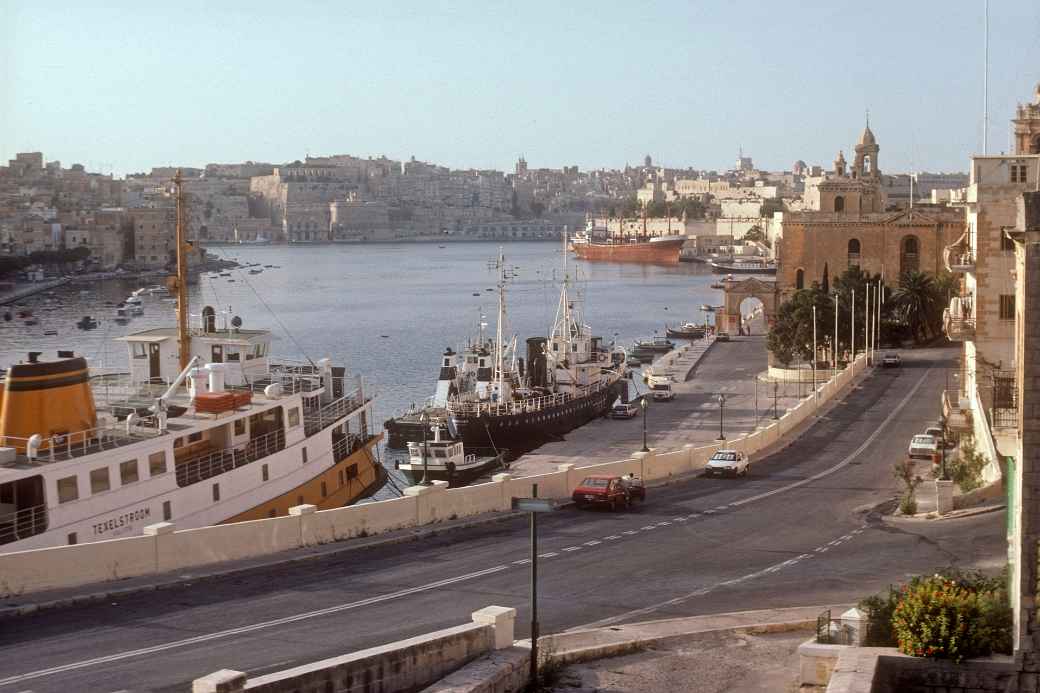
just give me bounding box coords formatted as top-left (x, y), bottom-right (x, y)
top-left (718, 277), bottom-right (780, 335)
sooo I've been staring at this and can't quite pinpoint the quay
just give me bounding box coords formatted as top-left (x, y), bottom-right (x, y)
top-left (0, 277), bottom-right (71, 306)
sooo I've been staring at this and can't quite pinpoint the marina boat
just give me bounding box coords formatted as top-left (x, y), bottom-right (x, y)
top-left (445, 238), bottom-right (627, 450)
top-left (125, 295), bottom-right (142, 305)
top-left (130, 305), bottom-right (144, 316)
top-left (571, 219), bottom-right (685, 265)
top-left (709, 257), bottom-right (777, 275)
top-left (631, 336), bottom-right (675, 353)
top-left (0, 173), bottom-right (383, 553)
top-left (665, 322), bottom-right (706, 340)
top-left (76, 316), bottom-right (98, 330)
top-left (397, 426), bottom-right (505, 486)
top-left (114, 306), bottom-right (130, 324)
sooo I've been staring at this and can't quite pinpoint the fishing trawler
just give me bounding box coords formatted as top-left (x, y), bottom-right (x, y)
top-left (0, 172), bottom-right (383, 553)
top-left (397, 426), bottom-right (505, 486)
top-left (446, 235), bottom-right (628, 449)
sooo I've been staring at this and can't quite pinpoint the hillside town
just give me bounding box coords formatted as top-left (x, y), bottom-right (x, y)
top-left (0, 138), bottom-right (969, 276)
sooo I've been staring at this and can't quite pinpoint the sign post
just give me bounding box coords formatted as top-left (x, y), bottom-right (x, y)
top-left (511, 484), bottom-right (555, 686)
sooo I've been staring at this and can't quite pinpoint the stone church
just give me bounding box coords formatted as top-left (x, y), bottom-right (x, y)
top-left (777, 124), bottom-right (964, 292)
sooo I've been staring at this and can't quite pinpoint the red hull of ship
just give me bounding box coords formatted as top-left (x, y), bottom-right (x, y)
top-left (573, 238), bottom-right (684, 265)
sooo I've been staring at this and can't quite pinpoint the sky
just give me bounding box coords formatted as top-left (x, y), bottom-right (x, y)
top-left (2, 1), bottom-right (1039, 177)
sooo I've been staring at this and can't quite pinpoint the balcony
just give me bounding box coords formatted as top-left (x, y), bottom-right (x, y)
top-left (943, 295), bottom-right (975, 341)
top-left (943, 245), bottom-right (975, 273)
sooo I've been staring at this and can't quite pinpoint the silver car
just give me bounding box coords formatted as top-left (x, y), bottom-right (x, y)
top-left (908, 434), bottom-right (938, 459)
top-left (705, 449), bottom-right (750, 477)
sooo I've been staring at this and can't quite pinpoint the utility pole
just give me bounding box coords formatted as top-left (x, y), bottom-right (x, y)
top-left (865, 283), bottom-right (871, 367)
top-left (529, 484), bottom-right (539, 684)
top-left (173, 170), bottom-right (190, 372)
top-left (812, 305), bottom-right (818, 406)
top-left (851, 288), bottom-right (856, 373)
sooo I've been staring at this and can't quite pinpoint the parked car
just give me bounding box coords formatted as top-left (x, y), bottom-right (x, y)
top-left (715, 332), bottom-right (731, 342)
top-left (881, 352), bottom-right (901, 367)
top-left (572, 474), bottom-right (645, 511)
top-left (610, 402), bottom-right (639, 419)
top-left (908, 434), bottom-right (939, 459)
top-left (705, 449), bottom-right (750, 477)
top-left (924, 425), bottom-right (955, 448)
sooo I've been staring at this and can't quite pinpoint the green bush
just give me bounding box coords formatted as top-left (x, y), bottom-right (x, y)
top-left (948, 436), bottom-right (988, 493)
top-left (861, 568), bottom-right (1012, 662)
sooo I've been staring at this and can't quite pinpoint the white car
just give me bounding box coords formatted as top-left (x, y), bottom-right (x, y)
top-left (908, 434), bottom-right (939, 459)
top-left (651, 382), bottom-right (675, 401)
top-left (705, 449), bottom-right (750, 477)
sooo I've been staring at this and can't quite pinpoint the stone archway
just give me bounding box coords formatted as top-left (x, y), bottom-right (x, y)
top-left (718, 277), bottom-right (780, 335)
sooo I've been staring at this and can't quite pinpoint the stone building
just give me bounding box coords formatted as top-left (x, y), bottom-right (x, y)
top-left (128, 207), bottom-right (175, 269)
top-left (777, 124), bottom-right (963, 291)
top-left (1012, 82), bottom-right (1040, 155)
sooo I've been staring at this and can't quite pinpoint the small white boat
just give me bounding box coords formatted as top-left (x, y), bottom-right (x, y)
top-left (397, 426), bottom-right (505, 487)
top-left (125, 295), bottom-right (142, 305)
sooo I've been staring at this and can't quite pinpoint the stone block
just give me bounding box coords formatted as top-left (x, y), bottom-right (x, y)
top-left (471, 605), bottom-right (517, 649)
top-left (192, 669), bottom-right (246, 693)
top-left (935, 480), bottom-right (955, 515)
top-left (143, 521), bottom-right (175, 535)
top-left (288, 504), bottom-right (316, 516)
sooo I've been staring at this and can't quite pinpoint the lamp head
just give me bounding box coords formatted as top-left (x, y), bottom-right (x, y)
top-left (640, 396), bottom-right (648, 410)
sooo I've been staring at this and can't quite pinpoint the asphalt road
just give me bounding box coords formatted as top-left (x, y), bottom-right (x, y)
top-left (0, 346), bottom-right (1005, 693)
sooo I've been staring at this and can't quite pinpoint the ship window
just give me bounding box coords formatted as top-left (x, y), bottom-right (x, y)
top-left (262, 463), bottom-right (269, 482)
top-left (434, 449), bottom-right (447, 458)
top-left (67, 532), bottom-right (77, 545)
top-left (132, 343), bottom-right (147, 359)
top-left (120, 459), bottom-right (139, 485)
top-left (288, 408), bottom-right (300, 428)
top-left (163, 500), bottom-right (171, 521)
top-left (321, 481), bottom-right (327, 497)
top-left (212, 483), bottom-right (220, 501)
top-left (226, 346), bottom-right (240, 362)
top-left (268, 508), bottom-right (277, 518)
top-left (338, 469), bottom-right (345, 486)
top-left (234, 418), bottom-right (246, 436)
top-left (553, 343), bottom-right (559, 352)
top-left (90, 467), bottom-right (111, 494)
top-left (149, 451), bottom-right (167, 476)
top-left (57, 476), bottom-right (78, 503)
top-left (173, 437), bottom-right (184, 449)
top-left (297, 495), bottom-right (304, 506)
top-left (187, 432), bottom-right (203, 444)
top-left (346, 463), bottom-right (358, 480)
top-left (301, 447), bottom-right (308, 464)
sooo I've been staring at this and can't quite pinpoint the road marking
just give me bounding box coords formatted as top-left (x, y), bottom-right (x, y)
top-left (656, 521), bottom-right (671, 527)
top-left (603, 535), bottom-right (621, 540)
top-left (641, 525), bottom-right (656, 530)
top-left (713, 505), bottom-right (728, 511)
top-left (0, 563), bottom-right (511, 687)
top-left (584, 540), bottom-right (602, 546)
top-left (673, 516), bottom-right (688, 522)
top-left (623, 530), bottom-right (637, 535)
top-left (512, 559), bottom-right (531, 565)
top-left (562, 546), bottom-right (582, 552)
top-left (817, 547), bottom-right (829, 553)
top-left (538, 552), bottom-right (558, 558)
top-left (730, 367), bottom-right (932, 508)
top-left (702, 509), bottom-right (715, 514)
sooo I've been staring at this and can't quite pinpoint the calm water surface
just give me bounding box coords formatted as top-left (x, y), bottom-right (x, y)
top-left (1, 243), bottom-right (723, 491)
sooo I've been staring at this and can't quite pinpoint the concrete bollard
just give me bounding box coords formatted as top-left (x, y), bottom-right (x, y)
top-left (632, 449), bottom-right (653, 480)
top-left (492, 472), bottom-right (513, 508)
top-left (192, 669), bottom-right (247, 693)
top-left (557, 463), bottom-right (576, 492)
top-left (935, 479), bottom-right (955, 515)
top-left (471, 605), bottom-right (517, 649)
top-left (289, 504), bottom-right (317, 546)
top-left (143, 521), bottom-right (175, 575)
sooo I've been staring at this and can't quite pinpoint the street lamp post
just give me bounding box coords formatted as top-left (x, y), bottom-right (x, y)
top-left (939, 412), bottom-right (949, 480)
top-left (773, 381), bottom-right (779, 420)
top-left (419, 411), bottom-right (431, 486)
top-left (640, 396), bottom-right (649, 452)
top-left (717, 393), bottom-right (726, 441)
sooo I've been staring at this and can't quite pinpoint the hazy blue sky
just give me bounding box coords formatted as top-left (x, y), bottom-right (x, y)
top-left (2, 1), bottom-right (1038, 176)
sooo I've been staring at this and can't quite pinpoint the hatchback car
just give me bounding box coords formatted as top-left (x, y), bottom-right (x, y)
top-left (908, 434), bottom-right (939, 459)
top-left (881, 353), bottom-right (901, 367)
top-left (705, 449), bottom-right (750, 477)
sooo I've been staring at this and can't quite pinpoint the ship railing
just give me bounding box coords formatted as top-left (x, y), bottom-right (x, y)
top-left (303, 389), bottom-right (368, 436)
top-left (445, 379), bottom-right (612, 417)
top-left (174, 427), bottom-right (287, 488)
top-left (0, 503), bottom-right (49, 546)
top-left (0, 418), bottom-right (163, 464)
top-left (332, 431), bottom-right (376, 463)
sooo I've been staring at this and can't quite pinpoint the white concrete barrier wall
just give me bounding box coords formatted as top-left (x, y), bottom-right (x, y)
top-left (0, 534), bottom-right (156, 595)
top-left (0, 356), bottom-right (871, 597)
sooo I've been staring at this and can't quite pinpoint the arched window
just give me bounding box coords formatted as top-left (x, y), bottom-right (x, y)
top-left (901, 235), bottom-right (920, 275)
top-left (795, 268), bottom-right (805, 290)
top-left (834, 196), bottom-right (845, 213)
top-left (847, 238), bottom-right (861, 266)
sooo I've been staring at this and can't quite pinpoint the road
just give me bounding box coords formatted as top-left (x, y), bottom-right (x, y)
top-left (511, 334), bottom-right (802, 474)
top-left (0, 346), bottom-right (1005, 692)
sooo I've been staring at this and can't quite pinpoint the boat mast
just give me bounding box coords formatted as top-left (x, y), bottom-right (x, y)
top-left (495, 247), bottom-right (506, 400)
top-left (174, 170), bottom-right (191, 372)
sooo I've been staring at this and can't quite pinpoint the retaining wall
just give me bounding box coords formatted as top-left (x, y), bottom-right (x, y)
top-left (0, 355), bottom-right (868, 598)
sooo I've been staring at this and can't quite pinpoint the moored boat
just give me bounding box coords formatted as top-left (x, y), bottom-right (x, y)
top-left (397, 426), bottom-right (505, 486)
top-left (709, 257), bottom-right (777, 274)
top-left (665, 322), bottom-right (706, 340)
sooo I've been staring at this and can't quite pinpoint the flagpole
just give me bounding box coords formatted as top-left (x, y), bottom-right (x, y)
top-left (851, 288), bottom-right (856, 373)
top-left (812, 304), bottom-right (818, 407)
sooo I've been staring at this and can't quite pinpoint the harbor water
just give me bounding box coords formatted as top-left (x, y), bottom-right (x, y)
top-left (0, 242), bottom-right (724, 494)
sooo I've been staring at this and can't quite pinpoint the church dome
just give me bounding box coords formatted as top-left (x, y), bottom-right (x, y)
top-left (858, 126), bottom-right (877, 147)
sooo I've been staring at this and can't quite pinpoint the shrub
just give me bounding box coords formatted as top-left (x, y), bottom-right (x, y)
top-left (876, 568), bottom-right (1013, 662)
top-left (948, 436), bottom-right (988, 493)
top-left (893, 458), bottom-right (923, 516)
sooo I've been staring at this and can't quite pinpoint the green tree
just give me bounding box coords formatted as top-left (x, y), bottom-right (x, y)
top-left (767, 284), bottom-right (834, 366)
top-left (743, 225), bottom-right (767, 243)
top-left (892, 270), bottom-right (941, 344)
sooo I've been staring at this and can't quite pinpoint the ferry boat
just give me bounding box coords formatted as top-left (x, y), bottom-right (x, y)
top-left (0, 172), bottom-right (383, 553)
top-left (665, 322), bottom-right (706, 340)
top-left (397, 426), bottom-right (505, 486)
top-left (446, 237), bottom-right (627, 449)
top-left (709, 257), bottom-right (777, 275)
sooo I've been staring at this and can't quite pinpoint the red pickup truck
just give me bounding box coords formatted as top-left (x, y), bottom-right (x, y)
top-left (572, 474), bottom-right (646, 511)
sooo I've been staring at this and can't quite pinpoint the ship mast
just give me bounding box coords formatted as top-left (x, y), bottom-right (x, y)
top-left (174, 170), bottom-right (191, 372)
top-left (495, 246), bottom-right (506, 400)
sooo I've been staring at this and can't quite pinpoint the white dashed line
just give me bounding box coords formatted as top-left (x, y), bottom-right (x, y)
top-left (604, 535), bottom-right (621, 540)
top-left (538, 552), bottom-right (558, 558)
top-left (673, 517), bottom-right (687, 522)
top-left (623, 530), bottom-right (638, 535)
top-left (641, 525), bottom-right (657, 531)
top-left (562, 547), bottom-right (582, 552)
top-left (512, 559), bottom-right (530, 565)
top-left (584, 540), bottom-right (602, 546)
top-left (656, 521), bottom-right (672, 527)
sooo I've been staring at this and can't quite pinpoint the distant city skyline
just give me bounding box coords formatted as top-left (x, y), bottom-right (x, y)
top-left (2, 0), bottom-right (1038, 176)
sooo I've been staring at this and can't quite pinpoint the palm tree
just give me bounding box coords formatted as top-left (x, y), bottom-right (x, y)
top-left (892, 271), bottom-right (940, 343)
